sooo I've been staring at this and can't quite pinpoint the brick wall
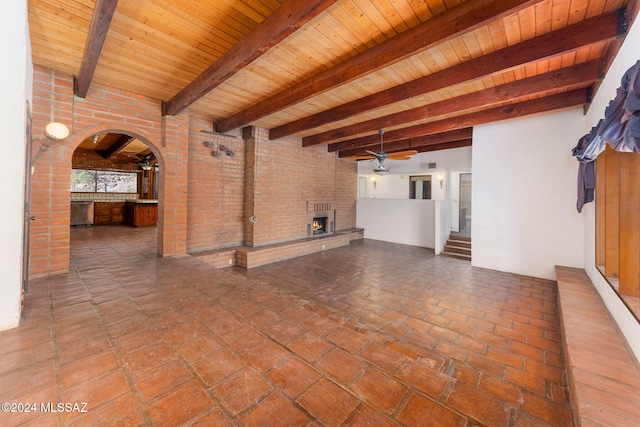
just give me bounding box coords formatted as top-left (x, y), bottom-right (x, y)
top-left (246, 126), bottom-right (356, 247)
top-left (30, 65), bottom-right (189, 277)
top-left (189, 124), bottom-right (358, 249)
top-left (187, 115), bottom-right (245, 252)
top-left (29, 65), bottom-right (357, 276)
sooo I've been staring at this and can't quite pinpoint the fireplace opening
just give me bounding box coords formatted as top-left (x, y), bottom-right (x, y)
top-left (312, 216), bottom-right (328, 235)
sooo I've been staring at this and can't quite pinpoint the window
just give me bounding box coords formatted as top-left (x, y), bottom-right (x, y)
top-left (595, 145), bottom-right (640, 319)
top-left (71, 169), bottom-right (138, 193)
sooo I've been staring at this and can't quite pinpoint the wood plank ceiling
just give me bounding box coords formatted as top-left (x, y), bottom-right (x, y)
top-left (28, 0), bottom-right (639, 159)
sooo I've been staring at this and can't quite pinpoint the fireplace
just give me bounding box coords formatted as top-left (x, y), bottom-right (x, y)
top-left (306, 200), bottom-right (335, 237)
top-left (312, 216), bottom-right (328, 235)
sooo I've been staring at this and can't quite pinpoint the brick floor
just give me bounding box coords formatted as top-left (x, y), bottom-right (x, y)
top-left (0, 226), bottom-right (574, 426)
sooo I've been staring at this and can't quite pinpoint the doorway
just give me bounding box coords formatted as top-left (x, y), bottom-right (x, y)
top-left (459, 173), bottom-right (472, 235)
top-left (69, 132), bottom-right (160, 242)
top-left (409, 175), bottom-right (432, 199)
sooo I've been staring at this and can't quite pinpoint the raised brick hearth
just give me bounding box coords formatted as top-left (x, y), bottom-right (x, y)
top-left (192, 228), bottom-right (364, 269)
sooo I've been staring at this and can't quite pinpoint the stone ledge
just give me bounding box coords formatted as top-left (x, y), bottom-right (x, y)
top-left (555, 266), bottom-right (640, 426)
top-left (191, 228), bottom-right (364, 269)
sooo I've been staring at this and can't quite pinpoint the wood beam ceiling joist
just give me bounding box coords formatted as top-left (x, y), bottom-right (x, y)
top-left (305, 60), bottom-right (602, 147)
top-left (330, 89), bottom-right (590, 153)
top-left (99, 134), bottom-right (135, 159)
top-left (277, 9), bottom-right (622, 142)
top-left (415, 139), bottom-right (473, 153)
top-left (215, 0), bottom-right (540, 133)
top-left (338, 128), bottom-right (473, 158)
top-left (589, 0), bottom-right (640, 106)
top-left (74, 0), bottom-right (119, 98)
top-left (278, 11), bottom-right (619, 140)
top-left (162, 0), bottom-right (340, 117)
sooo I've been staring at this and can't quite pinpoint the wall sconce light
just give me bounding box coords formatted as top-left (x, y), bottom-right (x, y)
top-left (92, 134), bottom-right (99, 144)
top-left (437, 174), bottom-right (444, 188)
top-left (371, 176), bottom-right (377, 189)
top-left (33, 122), bottom-right (70, 162)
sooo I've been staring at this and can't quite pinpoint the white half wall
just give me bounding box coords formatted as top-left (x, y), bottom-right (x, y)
top-left (581, 14), bottom-right (640, 360)
top-left (357, 199), bottom-right (436, 248)
top-left (0, 0), bottom-right (30, 330)
top-left (472, 108), bottom-right (586, 280)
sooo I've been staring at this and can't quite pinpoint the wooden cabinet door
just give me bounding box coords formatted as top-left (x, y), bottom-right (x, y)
top-left (94, 202), bottom-right (111, 225)
top-left (111, 202), bottom-right (126, 223)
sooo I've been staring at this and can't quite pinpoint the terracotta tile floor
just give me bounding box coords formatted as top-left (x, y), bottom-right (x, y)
top-left (0, 226), bottom-right (575, 426)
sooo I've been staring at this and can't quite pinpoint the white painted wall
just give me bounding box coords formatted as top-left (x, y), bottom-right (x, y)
top-left (472, 108), bottom-right (586, 280)
top-left (358, 146), bottom-right (472, 201)
top-left (434, 200), bottom-right (452, 254)
top-left (356, 199), bottom-right (436, 248)
top-left (0, 0), bottom-right (31, 330)
top-left (582, 15), bottom-right (640, 360)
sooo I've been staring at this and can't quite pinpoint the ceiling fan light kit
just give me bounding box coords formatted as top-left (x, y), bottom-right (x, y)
top-left (373, 163), bottom-right (390, 175)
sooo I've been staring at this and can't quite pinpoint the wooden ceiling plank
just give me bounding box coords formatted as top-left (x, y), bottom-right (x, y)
top-left (303, 59), bottom-right (601, 146)
top-left (339, 128), bottom-right (473, 157)
top-left (328, 88), bottom-right (589, 152)
top-left (74, 0), bottom-right (119, 98)
top-left (279, 9), bottom-right (620, 141)
top-left (162, 0), bottom-right (340, 117)
top-left (217, 0), bottom-right (541, 133)
top-left (99, 134), bottom-right (135, 159)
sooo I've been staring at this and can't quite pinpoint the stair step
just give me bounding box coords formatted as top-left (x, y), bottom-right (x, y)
top-left (443, 244), bottom-right (471, 254)
top-left (446, 240), bottom-right (471, 249)
top-left (440, 251), bottom-right (471, 261)
top-left (442, 234), bottom-right (471, 260)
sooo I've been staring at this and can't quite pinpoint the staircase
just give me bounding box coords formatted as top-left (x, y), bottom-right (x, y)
top-left (441, 235), bottom-right (471, 261)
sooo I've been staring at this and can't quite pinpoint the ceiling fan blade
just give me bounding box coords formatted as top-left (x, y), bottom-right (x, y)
top-left (388, 150), bottom-right (418, 157)
top-left (366, 150), bottom-right (381, 157)
top-left (386, 156), bottom-right (412, 160)
top-left (343, 155), bottom-right (375, 160)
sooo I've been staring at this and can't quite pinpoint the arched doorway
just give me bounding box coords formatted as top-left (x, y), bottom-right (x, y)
top-left (68, 129), bottom-right (163, 248)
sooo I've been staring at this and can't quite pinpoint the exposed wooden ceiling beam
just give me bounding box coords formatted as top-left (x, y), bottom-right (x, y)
top-left (273, 9), bottom-right (621, 141)
top-left (304, 60), bottom-right (601, 147)
top-left (74, 0), bottom-right (119, 98)
top-left (339, 128), bottom-right (473, 158)
top-left (215, 0), bottom-right (540, 133)
top-left (588, 0), bottom-right (639, 109)
top-left (414, 139), bottom-right (473, 153)
top-left (329, 89), bottom-right (589, 152)
top-left (162, 0), bottom-right (339, 117)
top-left (99, 134), bottom-right (135, 159)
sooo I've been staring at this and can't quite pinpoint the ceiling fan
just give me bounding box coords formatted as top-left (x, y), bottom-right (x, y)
top-left (346, 130), bottom-right (418, 175)
top-left (137, 153), bottom-right (156, 170)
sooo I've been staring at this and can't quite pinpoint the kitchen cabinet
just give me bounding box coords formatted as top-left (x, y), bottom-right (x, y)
top-left (93, 202), bottom-right (126, 225)
top-left (126, 200), bottom-right (158, 226)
